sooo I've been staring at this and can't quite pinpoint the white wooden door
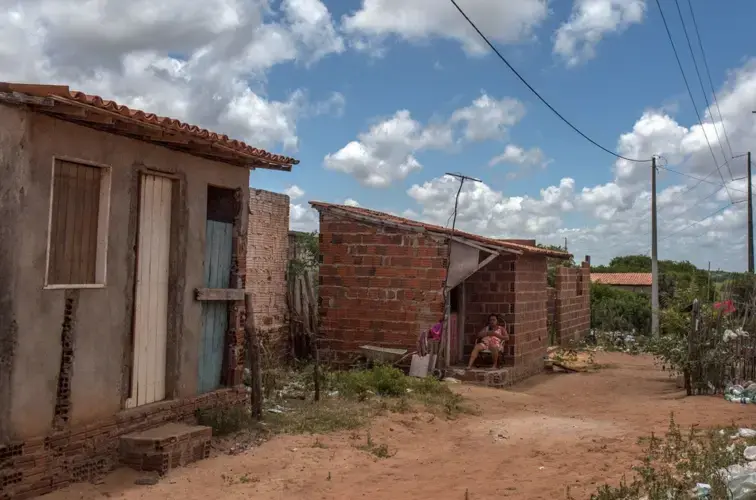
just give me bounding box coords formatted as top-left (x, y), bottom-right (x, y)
top-left (127, 174), bottom-right (172, 408)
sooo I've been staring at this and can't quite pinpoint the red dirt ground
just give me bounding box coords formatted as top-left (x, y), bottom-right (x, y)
top-left (40, 353), bottom-right (756, 500)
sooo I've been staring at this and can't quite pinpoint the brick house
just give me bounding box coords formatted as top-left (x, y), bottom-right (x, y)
top-left (0, 82), bottom-right (297, 498)
top-left (311, 202), bottom-right (591, 383)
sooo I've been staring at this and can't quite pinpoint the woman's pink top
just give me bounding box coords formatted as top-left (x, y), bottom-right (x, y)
top-left (428, 322), bottom-right (443, 341)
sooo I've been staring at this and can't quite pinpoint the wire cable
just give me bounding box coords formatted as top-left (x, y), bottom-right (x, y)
top-left (653, 0), bottom-right (734, 203)
top-left (685, 0), bottom-right (736, 159)
top-left (658, 164), bottom-right (747, 195)
top-left (659, 203), bottom-right (732, 243)
top-left (448, 0), bottom-right (652, 164)
top-left (672, 0), bottom-right (733, 178)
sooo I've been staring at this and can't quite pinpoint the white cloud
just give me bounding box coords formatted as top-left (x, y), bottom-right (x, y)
top-left (401, 58), bottom-right (756, 270)
top-left (342, 0), bottom-right (549, 56)
top-left (344, 198), bottom-right (361, 207)
top-left (407, 175), bottom-right (575, 236)
top-left (0, 0), bottom-right (345, 152)
top-left (323, 109), bottom-right (453, 187)
top-left (554, 0), bottom-right (646, 67)
top-left (323, 93), bottom-right (524, 187)
top-left (290, 202), bottom-right (319, 232)
top-left (284, 185), bottom-right (305, 199)
top-left (489, 144), bottom-right (551, 179)
top-left (450, 95), bottom-right (526, 142)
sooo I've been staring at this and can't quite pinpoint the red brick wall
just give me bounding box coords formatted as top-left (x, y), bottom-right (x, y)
top-left (554, 261), bottom-right (591, 346)
top-left (462, 254), bottom-right (516, 364)
top-left (0, 387), bottom-right (247, 499)
top-left (317, 212), bottom-right (447, 361)
top-left (461, 254), bottom-right (548, 381)
top-left (511, 255), bottom-right (549, 381)
top-left (246, 189), bottom-right (290, 357)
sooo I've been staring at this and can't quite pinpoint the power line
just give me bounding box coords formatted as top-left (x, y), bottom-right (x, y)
top-left (672, 0), bottom-right (733, 178)
top-left (658, 203), bottom-right (733, 244)
top-left (653, 0), bottom-right (734, 203)
top-left (658, 164), bottom-right (747, 195)
top-left (448, 0), bottom-right (652, 164)
top-left (685, 0), bottom-right (735, 159)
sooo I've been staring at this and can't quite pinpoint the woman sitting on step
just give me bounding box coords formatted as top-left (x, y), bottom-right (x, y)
top-left (466, 313), bottom-right (509, 370)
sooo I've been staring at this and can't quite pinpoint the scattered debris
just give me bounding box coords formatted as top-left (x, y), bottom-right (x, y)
top-left (134, 474), bottom-right (159, 486)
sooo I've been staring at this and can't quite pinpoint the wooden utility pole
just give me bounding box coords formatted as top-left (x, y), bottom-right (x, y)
top-left (748, 151), bottom-right (753, 273)
top-left (651, 156), bottom-right (660, 337)
top-left (441, 172), bottom-right (481, 368)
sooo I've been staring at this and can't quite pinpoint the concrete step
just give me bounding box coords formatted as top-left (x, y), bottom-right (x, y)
top-left (119, 423), bottom-right (212, 475)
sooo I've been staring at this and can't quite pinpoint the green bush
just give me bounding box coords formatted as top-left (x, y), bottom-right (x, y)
top-left (330, 364), bottom-right (410, 398)
top-left (590, 282), bottom-right (651, 335)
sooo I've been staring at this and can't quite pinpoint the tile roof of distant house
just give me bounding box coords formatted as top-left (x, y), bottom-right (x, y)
top-left (0, 82), bottom-right (298, 171)
top-left (310, 201), bottom-right (572, 259)
top-left (590, 273), bottom-right (652, 286)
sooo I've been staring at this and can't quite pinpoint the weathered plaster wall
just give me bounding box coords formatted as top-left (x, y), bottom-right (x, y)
top-left (0, 106), bottom-right (28, 442)
top-left (4, 107), bottom-right (249, 440)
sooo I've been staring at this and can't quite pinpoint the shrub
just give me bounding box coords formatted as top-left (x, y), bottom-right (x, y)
top-left (590, 283), bottom-right (651, 335)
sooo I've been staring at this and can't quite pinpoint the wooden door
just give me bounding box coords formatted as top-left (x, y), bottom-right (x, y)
top-left (127, 174), bottom-right (172, 408)
top-left (197, 220), bottom-right (233, 393)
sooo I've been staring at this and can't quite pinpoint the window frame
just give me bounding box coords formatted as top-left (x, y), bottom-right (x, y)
top-left (43, 156), bottom-right (112, 290)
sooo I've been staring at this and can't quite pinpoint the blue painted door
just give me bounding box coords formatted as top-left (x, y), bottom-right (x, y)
top-left (198, 220), bottom-right (233, 393)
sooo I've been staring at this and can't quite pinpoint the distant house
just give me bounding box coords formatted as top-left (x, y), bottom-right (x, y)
top-left (590, 273), bottom-right (652, 294)
top-left (0, 82), bottom-right (297, 498)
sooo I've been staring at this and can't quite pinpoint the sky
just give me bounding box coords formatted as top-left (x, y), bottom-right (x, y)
top-left (1, 0), bottom-right (755, 270)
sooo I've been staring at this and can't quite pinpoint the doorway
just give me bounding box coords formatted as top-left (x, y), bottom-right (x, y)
top-left (197, 186), bottom-right (235, 394)
top-left (127, 173), bottom-right (173, 408)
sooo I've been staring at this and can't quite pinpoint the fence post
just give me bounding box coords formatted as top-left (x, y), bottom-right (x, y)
top-left (245, 293), bottom-right (263, 419)
top-left (686, 299), bottom-right (699, 396)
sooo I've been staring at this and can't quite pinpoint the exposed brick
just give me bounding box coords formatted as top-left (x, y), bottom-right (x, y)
top-left (246, 189), bottom-right (289, 359)
top-left (317, 212), bottom-right (445, 362)
top-left (0, 388), bottom-right (247, 500)
top-left (554, 262), bottom-right (591, 346)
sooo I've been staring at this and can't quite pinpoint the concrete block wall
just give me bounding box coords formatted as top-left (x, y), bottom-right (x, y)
top-left (554, 261), bottom-right (591, 346)
top-left (246, 189), bottom-right (290, 358)
top-left (317, 213), bottom-right (447, 362)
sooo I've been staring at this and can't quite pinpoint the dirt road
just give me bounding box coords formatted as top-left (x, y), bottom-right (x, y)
top-left (41, 353), bottom-right (756, 500)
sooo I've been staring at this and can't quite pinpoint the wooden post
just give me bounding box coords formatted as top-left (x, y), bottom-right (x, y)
top-left (245, 293), bottom-right (263, 419)
top-left (686, 299), bottom-right (699, 396)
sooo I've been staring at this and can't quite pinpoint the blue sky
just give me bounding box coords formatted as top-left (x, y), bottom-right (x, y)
top-left (241, 0), bottom-right (756, 270)
top-left (2, 0), bottom-right (755, 269)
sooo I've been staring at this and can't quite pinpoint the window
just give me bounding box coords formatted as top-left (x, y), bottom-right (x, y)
top-left (576, 271), bottom-right (584, 296)
top-left (45, 158), bottom-right (111, 288)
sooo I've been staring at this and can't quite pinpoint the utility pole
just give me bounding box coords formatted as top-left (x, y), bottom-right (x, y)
top-left (564, 237), bottom-right (568, 252)
top-left (748, 151), bottom-right (753, 273)
top-left (651, 156), bottom-right (660, 337)
top-left (441, 172), bottom-right (482, 369)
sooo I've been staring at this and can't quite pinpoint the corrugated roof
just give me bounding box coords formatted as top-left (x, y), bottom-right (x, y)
top-left (0, 82), bottom-right (299, 171)
top-left (590, 273), bottom-right (652, 286)
top-left (310, 201), bottom-right (572, 259)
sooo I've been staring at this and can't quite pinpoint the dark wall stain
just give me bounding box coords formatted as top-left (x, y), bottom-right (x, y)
top-left (52, 290), bottom-right (79, 431)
